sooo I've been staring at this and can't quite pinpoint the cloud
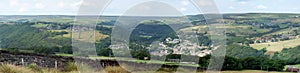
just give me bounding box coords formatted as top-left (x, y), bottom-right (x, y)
top-left (1, 0), bottom-right (300, 15)
top-left (71, 0), bottom-right (82, 7)
top-left (35, 3), bottom-right (45, 9)
top-left (58, 2), bottom-right (65, 8)
top-left (180, 7), bottom-right (187, 11)
top-left (235, 0), bottom-right (250, 2)
top-left (18, 3), bottom-right (29, 12)
top-left (229, 6), bottom-right (235, 9)
top-left (9, 0), bottom-right (18, 6)
top-left (293, 8), bottom-right (299, 10)
top-left (181, 0), bottom-right (189, 6)
top-left (18, 7), bottom-right (26, 12)
top-left (255, 5), bottom-right (267, 9)
top-left (196, 0), bottom-right (213, 6)
top-left (238, 1), bottom-right (248, 4)
top-left (232, 0), bottom-right (249, 4)
top-left (124, 1), bottom-right (185, 16)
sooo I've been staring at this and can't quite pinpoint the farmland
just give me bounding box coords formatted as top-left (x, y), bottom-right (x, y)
top-left (250, 38), bottom-right (300, 52)
top-left (1, 13), bottom-right (300, 72)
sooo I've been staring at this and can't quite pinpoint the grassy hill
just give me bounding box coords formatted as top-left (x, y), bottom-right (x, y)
top-left (180, 24), bottom-right (271, 36)
top-left (49, 30), bottom-right (109, 42)
top-left (250, 38), bottom-right (300, 52)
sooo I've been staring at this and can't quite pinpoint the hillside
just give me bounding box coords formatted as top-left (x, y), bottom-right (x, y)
top-left (250, 38), bottom-right (300, 52)
top-left (1, 14), bottom-right (300, 72)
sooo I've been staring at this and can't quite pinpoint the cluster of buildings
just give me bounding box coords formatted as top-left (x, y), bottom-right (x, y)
top-left (253, 34), bottom-right (300, 43)
top-left (149, 37), bottom-right (211, 57)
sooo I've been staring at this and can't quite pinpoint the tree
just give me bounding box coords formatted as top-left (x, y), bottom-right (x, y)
top-left (226, 44), bottom-right (266, 58)
top-left (97, 48), bottom-right (113, 57)
top-left (60, 45), bottom-right (73, 54)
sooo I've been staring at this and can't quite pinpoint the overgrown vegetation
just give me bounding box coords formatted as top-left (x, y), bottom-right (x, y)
top-left (0, 63), bottom-right (60, 73)
top-left (273, 46), bottom-right (300, 64)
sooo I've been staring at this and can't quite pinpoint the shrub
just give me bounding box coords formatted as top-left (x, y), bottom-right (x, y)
top-left (0, 63), bottom-right (17, 73)
top-left (0, 63), bottom-right (33, 73)
top-left (104, 66), bottom-right (130, 73)
top-left (65, 62), bottom-right (78, 72)
top-left (27, 63), bottom-right (42, 72)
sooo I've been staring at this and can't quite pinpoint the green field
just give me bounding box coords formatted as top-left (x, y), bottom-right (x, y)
top-left (180, 24), bottom-right (270, 36)
top-left (72, 30), bottom-right (109, 42)
top-left (31, 23), bottom-right (49, 28)
top-left (49, 30), bottom-right (109, 41)
top-left (56, 54), bottom-right (199, 67)
top-left (264, 27), bottom-right (300, 36)
top-left (250, 38), bottom-right (300, 52)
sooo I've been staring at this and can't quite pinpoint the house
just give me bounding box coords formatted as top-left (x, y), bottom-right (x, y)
top-left (286, 66), bottom-right (299, 72)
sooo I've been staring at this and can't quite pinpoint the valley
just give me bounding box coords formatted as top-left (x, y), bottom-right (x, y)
top-left (1, 13), bottom-right (300, 72)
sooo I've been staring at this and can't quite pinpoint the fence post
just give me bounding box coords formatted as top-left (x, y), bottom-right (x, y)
top-left (21, 58), bottom-right (24, 66)
top-left (55, 60), bottom-right (58, 69)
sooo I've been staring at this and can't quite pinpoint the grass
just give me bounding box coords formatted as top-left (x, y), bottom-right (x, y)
top-left (56, 53), bottom-right (74, 57)
top-left (48, 29), bottom-right (71, 38)
top-left (72, 30), bottom-right (109, 42)
top-left (272, 18), bottom-right (300, 23)
top-left (180, 24), bottom-right (271, 36)
top-left (104, 66), bottom-right (130, 73)
top-left (48, 30), bottom-right (70, 32)
top-left (250, 38), bottom-right (300, 52)
top-left (0, 63), bottom-right (61, 73)
top-left (264, 27), bottom-right (300, 36)
top-left (64, 62), bottom-right (78, 72)
top-left (38, 17), bottom-right (74, 23)
top-left (31, 23), bottom-right (49, 28)
top-left (56, 54), bottom-right (199, 67)
top-left (49, 30), bottom-right (109, 41)
top-left (0, 63), bottom-right (291, 73)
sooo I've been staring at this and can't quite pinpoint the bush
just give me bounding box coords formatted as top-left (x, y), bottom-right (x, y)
top-left (27, 63), bottom-right (42, 72)
top-left (0, 63), bottom-right (17, 73)
top-left (64, 62), bottom-right (78, 72)
top-left (0, 63), bottom-right (33, 73)
top-left (104, 66), bottom-right (130, 73)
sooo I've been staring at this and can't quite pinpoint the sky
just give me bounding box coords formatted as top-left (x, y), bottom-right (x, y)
top-left (0, 0), bottom-right (299, 15)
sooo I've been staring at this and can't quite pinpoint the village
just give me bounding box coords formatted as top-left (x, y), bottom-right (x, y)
top-left (149, 37), bottom-right (212, 57)
top-left (252, 29), bottom-right (300, 44)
